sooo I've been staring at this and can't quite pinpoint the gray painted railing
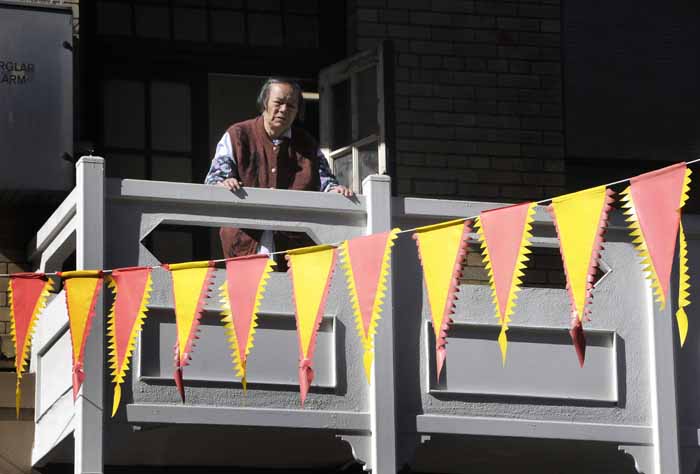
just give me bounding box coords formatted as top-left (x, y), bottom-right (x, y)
top-left (28, 157), bottom-right (700, 474)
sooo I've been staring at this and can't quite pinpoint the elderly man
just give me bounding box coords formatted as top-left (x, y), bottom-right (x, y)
top-left (205, 78), bottom-right (353, 262)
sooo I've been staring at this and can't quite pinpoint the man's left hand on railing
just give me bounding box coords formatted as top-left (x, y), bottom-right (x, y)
top-left (328, 185), bottom-right (355, 198)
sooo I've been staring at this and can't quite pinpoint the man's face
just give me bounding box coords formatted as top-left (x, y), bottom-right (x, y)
top-left (262, 83), bottom-right (299, 135)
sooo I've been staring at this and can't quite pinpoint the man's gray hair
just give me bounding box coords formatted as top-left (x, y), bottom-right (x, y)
top-left (256, 77), bottom-right (305, 122)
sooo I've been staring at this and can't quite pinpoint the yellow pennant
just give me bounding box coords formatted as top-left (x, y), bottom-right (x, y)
top-left (549, 186), bottom-right (613, 320)
top-left (61, 270), bottom-right (104, 400)
top-left (166, 261), bottom-right (215, 402)
top-left (287, 245), bottom-right (337, 405)
top-left (168, 261), bottom-right (214, 366)
top-left (413, 220), bottom-right (470, 380)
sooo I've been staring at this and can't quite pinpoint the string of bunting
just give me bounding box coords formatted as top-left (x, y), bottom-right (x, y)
top-left (6, 161), bottom-right (696, 417)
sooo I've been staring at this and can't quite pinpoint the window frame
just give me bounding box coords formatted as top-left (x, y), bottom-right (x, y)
top-left (99, 77), bottom-right (195, 182)
top-left (319, 42), bottom-right (391, 194)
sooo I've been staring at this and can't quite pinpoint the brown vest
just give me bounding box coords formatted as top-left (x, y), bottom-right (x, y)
top-left (220, 117), bottom-right (319, 259)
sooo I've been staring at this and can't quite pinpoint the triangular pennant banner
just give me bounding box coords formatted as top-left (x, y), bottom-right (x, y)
top-left (9, 273), bottom-right (53, 418)
top-left (476, 202), bottom-right (536, 364)
top-left (107, 266), bottom-right (153, 416)
top-left (286, 245), bottom-right (337, 406)
top-left (60, 270), bottom-right (104, 400)
top-left (339, 229), bottom-right (399, 383)
top-left (165, 261), bottom-right (214, 402)
top-left (549, 186), bottom-right (614, 366)
top-left (621, 163), bottom-right (692, 343)
top-left (220, 255), bottom-right (275, 391)
top-left (413, 219), bottom-right (470, 380)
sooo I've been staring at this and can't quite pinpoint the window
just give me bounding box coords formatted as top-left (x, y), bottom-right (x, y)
top-left (95, 0), bottom-right (321, 47)
top-left (319, 42), bottom-right (392, 194)
top-left (101, 79), bottom-right (193, 182)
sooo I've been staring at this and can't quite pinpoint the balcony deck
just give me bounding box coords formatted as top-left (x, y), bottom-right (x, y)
top-left (26, 157), bottom-right (700, 474)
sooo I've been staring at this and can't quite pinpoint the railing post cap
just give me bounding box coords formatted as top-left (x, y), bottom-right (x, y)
top-left (76, 156), bottom-right (105, 167)
top-left (362, 174), bottom-right (391, 185)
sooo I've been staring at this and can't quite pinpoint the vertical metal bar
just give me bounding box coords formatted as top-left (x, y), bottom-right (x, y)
top-left (379, 40), bottom-right (397, 195)
top-left (352, 146), bottom-right (360, 194)
top-left (351, 72), bottom-right (360, 191)
top-left (363, 174), bottom-right (397, 474)
top-left (350, 71), bottom-right (359, 143)
top-left (376, 43), bottom-right (387, 176)
top-left (74, 156), bottom-right (105, 474)
top-left (318, 75), bottom-right (333, 168)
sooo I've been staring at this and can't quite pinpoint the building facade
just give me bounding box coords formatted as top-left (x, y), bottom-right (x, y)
top-left (1, 0), bottom-right (700, 473)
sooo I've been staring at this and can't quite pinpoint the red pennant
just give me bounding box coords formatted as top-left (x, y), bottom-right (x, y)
top-left (348, 234), bottom-right (388, 335)
top-left (9, 273), bottom-right (53, 418)
top-left (569, 318), bottom-right (586, 367)
top-left (627, 163), bottom-right (688, 304)
top-left (477, 202), bottom-right (536, 363)
top-left (107, 266), bottom-right (153, 416)
top-left (340, 230), bottom-right (398, 382)
top-left (480, 204), bottom-right (532, 317)
top-left (221, 255), bottom-right (274, 389)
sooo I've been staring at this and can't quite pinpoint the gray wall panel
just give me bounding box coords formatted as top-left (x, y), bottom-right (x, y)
top-left (0, 3), bottom-right (73, 192)
top-left (394, 235), bottom-right (652, 428)
top-left (426, 322), bottom-right (618, 402)
top-left (139, 308), bottom-right (338, 389)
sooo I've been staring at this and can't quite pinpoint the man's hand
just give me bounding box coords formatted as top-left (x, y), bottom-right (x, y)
top-left (330, 185), bottom-right (354, 197)
top-left (217, 178), bottom-right (242, 191)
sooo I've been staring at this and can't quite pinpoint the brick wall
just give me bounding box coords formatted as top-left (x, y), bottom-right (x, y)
top-left (461, 243), bottom-right (565, 288)
top-left (347, 0), bottom-right (565, 202)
